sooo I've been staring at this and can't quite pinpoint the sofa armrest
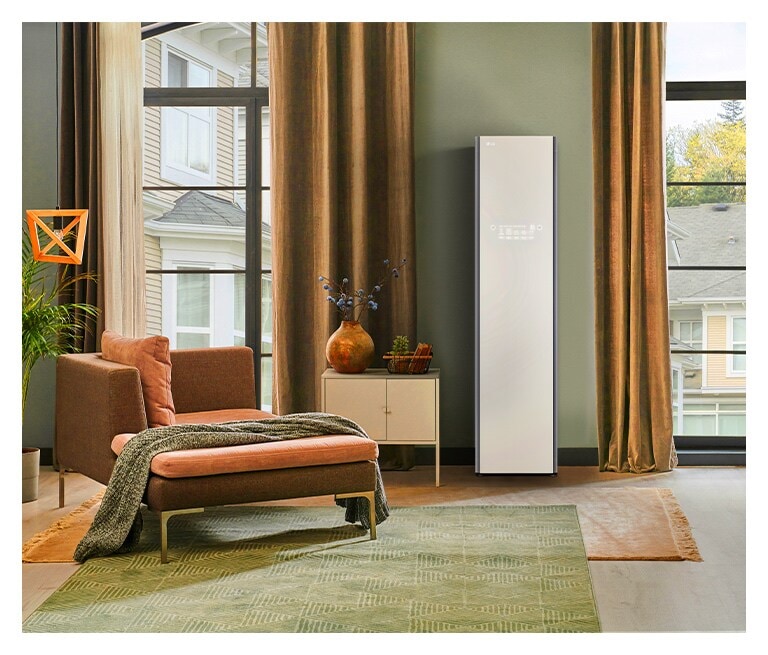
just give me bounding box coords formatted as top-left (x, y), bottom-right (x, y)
top-left (55, 353), bottom-right (148, 486)
top-left (170, 346), bottom-right (258, 413)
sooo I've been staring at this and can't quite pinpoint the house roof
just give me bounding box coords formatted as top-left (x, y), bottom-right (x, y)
top-left (667, 203), bottom-right (746, 301)
top-left (153, 190), bottom-right (247, 228)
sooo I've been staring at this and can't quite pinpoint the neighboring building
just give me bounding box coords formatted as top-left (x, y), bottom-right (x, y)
top-left (667, 203), bottom-right (746, 437)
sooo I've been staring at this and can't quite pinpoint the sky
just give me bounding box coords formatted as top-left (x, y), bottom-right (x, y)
top-left (665, 22), bottom-right (746, 130)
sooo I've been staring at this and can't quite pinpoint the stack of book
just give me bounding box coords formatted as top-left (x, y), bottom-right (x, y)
top-left (408, 342), bottom-right (433, 374)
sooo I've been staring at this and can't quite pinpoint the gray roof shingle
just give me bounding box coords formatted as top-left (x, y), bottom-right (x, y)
top-left (154, 190), bottom-right (246, 228)
top-left (667, 203), bottom-right (746, 301)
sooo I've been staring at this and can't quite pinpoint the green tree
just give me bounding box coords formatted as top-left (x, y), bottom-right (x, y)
top-left (666, 101), bottom-right (746, 207)
top-left (718, 100), bottom-right (745, 125)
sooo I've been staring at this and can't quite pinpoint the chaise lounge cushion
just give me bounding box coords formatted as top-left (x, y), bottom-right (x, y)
top-left (111, 432), bottom-right (379, 479)
top-left (101, 330), bottom-right (176, 428)
top-left (175, 408), bottom-right (274, 424)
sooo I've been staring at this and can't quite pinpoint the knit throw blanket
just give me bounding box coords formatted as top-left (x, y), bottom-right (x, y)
top-left (74, 412), bottom-right (389, 562)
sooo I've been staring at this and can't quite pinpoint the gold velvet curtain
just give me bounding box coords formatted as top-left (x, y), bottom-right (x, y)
top-left (268, 23), bottom-right (417, 415)
top-left (592, 22), bottom-right (677, 473)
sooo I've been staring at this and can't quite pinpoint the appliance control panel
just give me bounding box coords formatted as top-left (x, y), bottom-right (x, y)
top-left (490, 223), bottom-right (543, 241)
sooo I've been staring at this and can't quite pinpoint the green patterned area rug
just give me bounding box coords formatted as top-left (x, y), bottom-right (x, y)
top-left (23, 505), bottom-right (600, 633)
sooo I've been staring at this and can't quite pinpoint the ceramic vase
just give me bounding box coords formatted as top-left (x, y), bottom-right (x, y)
top-left (326, 321), bottom-right (375, 373)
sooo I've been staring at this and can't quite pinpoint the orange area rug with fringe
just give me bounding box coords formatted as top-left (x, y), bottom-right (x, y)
top-left (22, 487), bottom-right (701, 563)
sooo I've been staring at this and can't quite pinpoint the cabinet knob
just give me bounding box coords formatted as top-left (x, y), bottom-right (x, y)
top-left (383, 407), bottom-right (392, 414)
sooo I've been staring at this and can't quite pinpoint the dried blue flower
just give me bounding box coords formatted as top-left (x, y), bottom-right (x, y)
top-left (318, 257), bottom-right (406, 321)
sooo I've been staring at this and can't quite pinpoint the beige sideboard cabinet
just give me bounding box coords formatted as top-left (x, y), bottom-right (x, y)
top-left (321, 368), bottom-right (441, 486)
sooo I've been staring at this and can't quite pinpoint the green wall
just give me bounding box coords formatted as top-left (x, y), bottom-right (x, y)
top-left (22, 22), bottom-right (59, 451)
top-left (413, 23), bottom-right (597, 451)
top-left (21, 22), bottom-right (598, 456)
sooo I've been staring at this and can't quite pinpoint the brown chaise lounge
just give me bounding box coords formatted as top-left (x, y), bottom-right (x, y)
top-left (56, 345), bottom-right (379, 562)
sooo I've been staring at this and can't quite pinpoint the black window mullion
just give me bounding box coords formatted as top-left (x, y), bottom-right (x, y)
top-left (671, 350), bottom-right (745, 355)
top-left (144, 86), bottom-right (269, 106)
top-left (666, 80), bottom-right (746, 101)
top-left (143, 185), bottom-right (246, 192)
top-left (245, 96), bottom-right (262, 405)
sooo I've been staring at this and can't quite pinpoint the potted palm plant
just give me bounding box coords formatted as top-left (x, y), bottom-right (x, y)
top-left (21, 226), bottom-right (98, 502)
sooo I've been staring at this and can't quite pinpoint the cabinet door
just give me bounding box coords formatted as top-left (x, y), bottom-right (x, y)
top-left (386, 379), bottom-right (436, 441)
top-left (323, 378), bottom-right (387, 440)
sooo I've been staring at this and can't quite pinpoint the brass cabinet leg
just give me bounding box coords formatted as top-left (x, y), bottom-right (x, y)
top-left (336, 490), bottom-right (377, 540)
top-left (158, 508), bottom-right (204, 563)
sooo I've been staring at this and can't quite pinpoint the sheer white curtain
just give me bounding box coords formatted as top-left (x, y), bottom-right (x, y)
top-left (98, 22), bottom-right (146, 337)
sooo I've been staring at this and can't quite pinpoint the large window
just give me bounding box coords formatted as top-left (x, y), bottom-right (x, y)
top-left (142, 22), bottom-right (272, 409)
top-left (665, 23), bottom-right (746, 451)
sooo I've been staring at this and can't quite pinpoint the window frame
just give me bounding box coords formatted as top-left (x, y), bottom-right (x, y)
top-left (665, 61), bottom-right (746, 453)
top-left (143, 24), bottom-right (270, 407)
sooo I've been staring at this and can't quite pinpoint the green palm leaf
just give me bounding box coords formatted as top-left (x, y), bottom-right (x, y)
top-left (21, 225), bottom-right (99, 415)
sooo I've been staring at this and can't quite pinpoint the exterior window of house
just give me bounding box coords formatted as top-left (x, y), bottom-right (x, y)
top-left (676, 320), bottom-right (702, 365)
top-left (682, 402), bottom-right (746, 437)
top-left (162, 51), bottom-right (214, 184)
top-left (665, 23), bottom-right (746, 454)
top-left (730, 316), bottom-right (746, 374)
top-left (234, 271), bottom-right (245, 346)
top-left (176, 266), bottom-right (211, 348)
top-left (142, 22), bottom-right (271, 408)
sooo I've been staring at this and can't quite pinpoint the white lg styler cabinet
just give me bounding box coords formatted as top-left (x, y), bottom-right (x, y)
top-left (475, 136), bottom-right (557, 475)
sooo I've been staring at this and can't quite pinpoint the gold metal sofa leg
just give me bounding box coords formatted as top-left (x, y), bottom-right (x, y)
top-left (58, 470), bottom-right (65, 508)
top-left (158, 508), bottom-right (204, 563)
top-left (335, 490), bottom-right (377, 540)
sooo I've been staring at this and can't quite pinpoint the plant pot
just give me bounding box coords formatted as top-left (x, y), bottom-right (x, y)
top-left (326, 321), bottom-right (375, 374)
top-left (22, 447), bottom-right (40, 503)
top-left (387, 356), bottom-right (411, 374)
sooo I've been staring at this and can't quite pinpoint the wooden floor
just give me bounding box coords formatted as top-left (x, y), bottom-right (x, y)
top-left (21, 464), bottom-right (746, 633)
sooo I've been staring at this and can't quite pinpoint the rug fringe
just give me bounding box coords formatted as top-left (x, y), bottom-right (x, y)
top-left (22, 491), bottom-right (104, 561)
top-left (657, 488), bottom-right (703, 562)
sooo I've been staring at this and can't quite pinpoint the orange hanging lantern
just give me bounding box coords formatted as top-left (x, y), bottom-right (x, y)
top-left (26, 209), bottom-right (89, 265)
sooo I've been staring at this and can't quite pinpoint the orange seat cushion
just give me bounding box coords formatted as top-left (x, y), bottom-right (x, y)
top-left (111, 433), bottom-right (379, 479)
top-left (175, 408), bottom-right (276, 424)
top-left (101, 330), bottom-right (175, 428)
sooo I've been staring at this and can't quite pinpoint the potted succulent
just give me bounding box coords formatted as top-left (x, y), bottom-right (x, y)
top-left (21, 226), bottom-right (98, 502)
top-left (387, 335), bottom-right (411, 374)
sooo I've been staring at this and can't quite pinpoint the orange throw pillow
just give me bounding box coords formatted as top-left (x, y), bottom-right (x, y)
top-left (101, 330), bottom-right (176, 427)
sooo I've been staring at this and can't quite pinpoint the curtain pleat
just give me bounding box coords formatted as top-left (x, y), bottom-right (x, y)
top-left (269, 22), bottom-right (417, 415)
top-left (592, 22), bottom-right (676, 473)
top-left (58, 22), bottom-right (102, 352)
